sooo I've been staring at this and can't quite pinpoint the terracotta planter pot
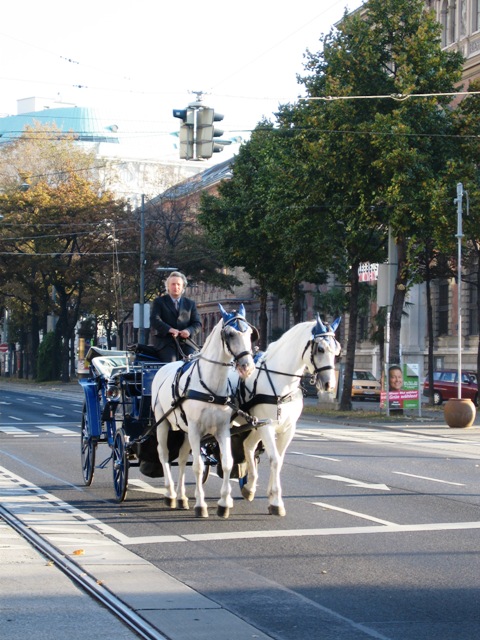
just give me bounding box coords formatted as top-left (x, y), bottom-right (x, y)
top-left (444, 398), bottom-right (476, 429)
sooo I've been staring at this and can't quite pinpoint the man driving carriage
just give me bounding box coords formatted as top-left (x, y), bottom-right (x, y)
top-left (150, 271), bottom-right (202, 362)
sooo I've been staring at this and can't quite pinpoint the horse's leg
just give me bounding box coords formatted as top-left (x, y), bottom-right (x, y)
top-left (188, 428), bottom-right (209, 518)
top-left (175, 435), bottom-right (191, 510)
top-left (240, 429), bottom-right (262, 502)
top-left (156, 422), bottom-right (177, 508)
top-left (266, 421), bottom-right (296, 517)
top-left (256, 423), bottom-right (286, 517)
top-left (216, 429), bottom-right (234, 518)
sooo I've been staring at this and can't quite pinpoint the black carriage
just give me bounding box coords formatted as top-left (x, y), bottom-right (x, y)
top-left (78, 345), bottom-right (256, 502)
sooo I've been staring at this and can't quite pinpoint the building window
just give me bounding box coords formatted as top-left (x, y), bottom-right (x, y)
top-left (474, 0), bottom-right (480, 32)
top-left (449, 0), bottom-right (457, 44)
top-left (441, 0), bottom-right (449, 46)
top-left (438, 281), bottom-right (449, 335)
top-left (468, 282), bottom-right (479, 335)
top-left (357, 312), bottom-right (370, 342)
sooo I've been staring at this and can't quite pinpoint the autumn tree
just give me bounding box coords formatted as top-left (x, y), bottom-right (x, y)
top-left (0, 124), bottom-right (128, 380)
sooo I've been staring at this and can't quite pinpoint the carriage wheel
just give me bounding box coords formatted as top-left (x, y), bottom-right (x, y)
top-left (80, 405), bottom-right (96, 486)
top-left (113, 428), bottom-right (129, 502)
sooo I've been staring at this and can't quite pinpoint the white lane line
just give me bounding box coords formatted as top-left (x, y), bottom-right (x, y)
top-left (2, 465), bottom-right (480, 548)
top-left (183, 521), bottom-right (480, 542)
top-left (128, 479), bottom-right (167, 495)
top-left (311, 501), bottom-right (397, 525)
top-left (7, 415), bottom-right (22, 421)
top-left (393, 471), bottom-right (466, 486)
top-left (317, 474), bottom-right (391, 491)
top-left (290, 451), bottom-right (341, 462)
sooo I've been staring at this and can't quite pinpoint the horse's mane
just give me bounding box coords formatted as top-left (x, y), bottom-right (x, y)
top-left (261, 321), bottom-right (314, 362)
top-left (200, 318), bottom-right (223, 355)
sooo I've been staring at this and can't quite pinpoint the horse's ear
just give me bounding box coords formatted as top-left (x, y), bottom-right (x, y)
top-left (218, 303), bottom-right (229, 321)
top-left (238, 303), bottom-right (246, 317)
top-left (313, 314), bottom-right (327, 336)
top-left (330, 317), bottom-right (341, 333)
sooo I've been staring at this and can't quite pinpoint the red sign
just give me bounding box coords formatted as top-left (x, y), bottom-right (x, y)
top-left (0, 343), bottom-right (8, 353)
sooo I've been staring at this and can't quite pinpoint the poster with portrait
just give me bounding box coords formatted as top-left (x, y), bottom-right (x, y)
top-left (380, 363), bottom-right (419, 411)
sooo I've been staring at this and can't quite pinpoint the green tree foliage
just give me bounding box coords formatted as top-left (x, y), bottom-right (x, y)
top-left (199, 0), bottom-right (476, 410)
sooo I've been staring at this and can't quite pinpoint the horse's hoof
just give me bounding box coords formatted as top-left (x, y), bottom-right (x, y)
top-left (178, 498), bottom-right (189, 510)
top-left (195, 506), bottom-right (209, 518)
top-left (217, 505), bottom-right (230, 519)
top-left (165, 497), bottom-right (177, 509)
top-left (268, 505), bottom-right (286, 517)
top-left (241, 486), bottom-right (254, 501)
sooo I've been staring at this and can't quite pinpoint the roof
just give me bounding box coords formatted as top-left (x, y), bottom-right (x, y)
top-left (0, 106), bottom-right (120, 144)
top-left (153, 157), bottom-right (233, 203)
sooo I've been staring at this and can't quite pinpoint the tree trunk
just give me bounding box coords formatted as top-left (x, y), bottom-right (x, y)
top-left (389, 237), bottom-right (408, 365)
top-left (258, 286), bottom-right (268, 351)
top-left (292, 282), bottom-right (303, 325)
top-left (339, 262), bottom-right (360, 411)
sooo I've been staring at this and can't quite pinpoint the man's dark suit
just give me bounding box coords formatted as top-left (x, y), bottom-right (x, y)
top-left (150, 295), bottom-right (202, 361)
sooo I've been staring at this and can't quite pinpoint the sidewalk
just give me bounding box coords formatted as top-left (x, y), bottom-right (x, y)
top-left (0, 519), bottom-right (142, 640)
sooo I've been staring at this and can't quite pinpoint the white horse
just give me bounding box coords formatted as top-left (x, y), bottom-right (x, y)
top-left (235, 315), bottom-right (341, 516)
top-left (150, 303), bottom-right (256, 518)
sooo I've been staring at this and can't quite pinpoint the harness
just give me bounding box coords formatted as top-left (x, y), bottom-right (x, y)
top-left (239, 331), bottom-right (339, 418)
top-left (150, 313), bottom-right (261, 433)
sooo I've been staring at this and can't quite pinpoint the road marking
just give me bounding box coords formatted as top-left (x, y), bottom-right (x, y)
top-left (290, 451), bottom-right (341, 462)
top-left (2, 465), bottom-right (480, 548)
top-left (0, 426), bottom-right (33, 435)
top-left (128, 479), bottom-right (168, 495)
top-left (44, 413), bottom-right (65, 418)
top-left (393, 471), bottom-right (465, 486)
top-left (311, 501), bottom-right (397, 525)
top-left (7, 415), bottom-right (22, 421)
top-left (317, 474), bottom-right (391, 491)
top-left (0, 423), bottom-right (76, 437)
top-left (37, 426), bottom-right (77, 436)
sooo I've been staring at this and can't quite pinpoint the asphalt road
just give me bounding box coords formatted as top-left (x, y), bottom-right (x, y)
top-left (1, 385), bottom-right (480, 640)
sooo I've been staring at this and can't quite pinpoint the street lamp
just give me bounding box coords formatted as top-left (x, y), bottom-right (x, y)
top-left (455, 183), bottom-right (464, 400)
top-left (138, 194), bottom-right (146, 344)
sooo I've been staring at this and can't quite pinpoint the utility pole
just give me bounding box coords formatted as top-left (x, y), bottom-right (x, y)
top-left (455, 182), bottom-right (463, 399)
top-left (139, 194), bottom-right (146, 344)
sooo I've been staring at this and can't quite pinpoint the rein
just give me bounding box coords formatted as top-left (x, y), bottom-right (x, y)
top-left (151, 313), bottom-right (258, 430)
top-left (239, 333), bottom-right (337, 413)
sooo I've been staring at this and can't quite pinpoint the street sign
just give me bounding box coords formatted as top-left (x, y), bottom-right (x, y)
top-left (0, 343), bottom-right (8, 353)
top-left (358, 262), bottom-right (379, 282)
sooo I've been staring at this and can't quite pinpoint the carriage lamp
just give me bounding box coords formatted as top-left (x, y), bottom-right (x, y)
top-left (106, 381), bottom-right (121, 401)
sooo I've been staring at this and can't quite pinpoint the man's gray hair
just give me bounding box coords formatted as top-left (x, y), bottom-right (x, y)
top-left (166, 271), bottom-right (188, 288)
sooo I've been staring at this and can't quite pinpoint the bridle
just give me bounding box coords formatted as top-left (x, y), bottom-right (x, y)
top-left (302, 331), bottom-right (341, 379)
top-left (220, 315), bottom-right (256, 366)
top-left (238, 321), bottom-right (341, 413)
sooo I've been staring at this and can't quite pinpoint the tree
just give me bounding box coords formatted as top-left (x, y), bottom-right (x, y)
top-left (292, 0), bottom-right (465, 407)
top-left (0, 124), bottom-right (128, 380)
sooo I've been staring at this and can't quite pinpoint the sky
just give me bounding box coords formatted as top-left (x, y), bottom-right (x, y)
top-left (0, 0), bottom-right (364, 156)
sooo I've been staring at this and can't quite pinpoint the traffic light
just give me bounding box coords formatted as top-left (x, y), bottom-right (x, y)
top-left (173, 108), bottom-right (194, 159)
top-left (195, 107), bottom-right (224, 159)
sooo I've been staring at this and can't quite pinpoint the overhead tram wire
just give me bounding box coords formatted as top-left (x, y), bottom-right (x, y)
top-left (301, 90), bottom-right (480, 101)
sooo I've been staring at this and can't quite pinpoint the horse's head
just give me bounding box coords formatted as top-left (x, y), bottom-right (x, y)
top-left (303, 315), bottom-right (341, 393)
top-left (219, 303), bottom-right (256, 379)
